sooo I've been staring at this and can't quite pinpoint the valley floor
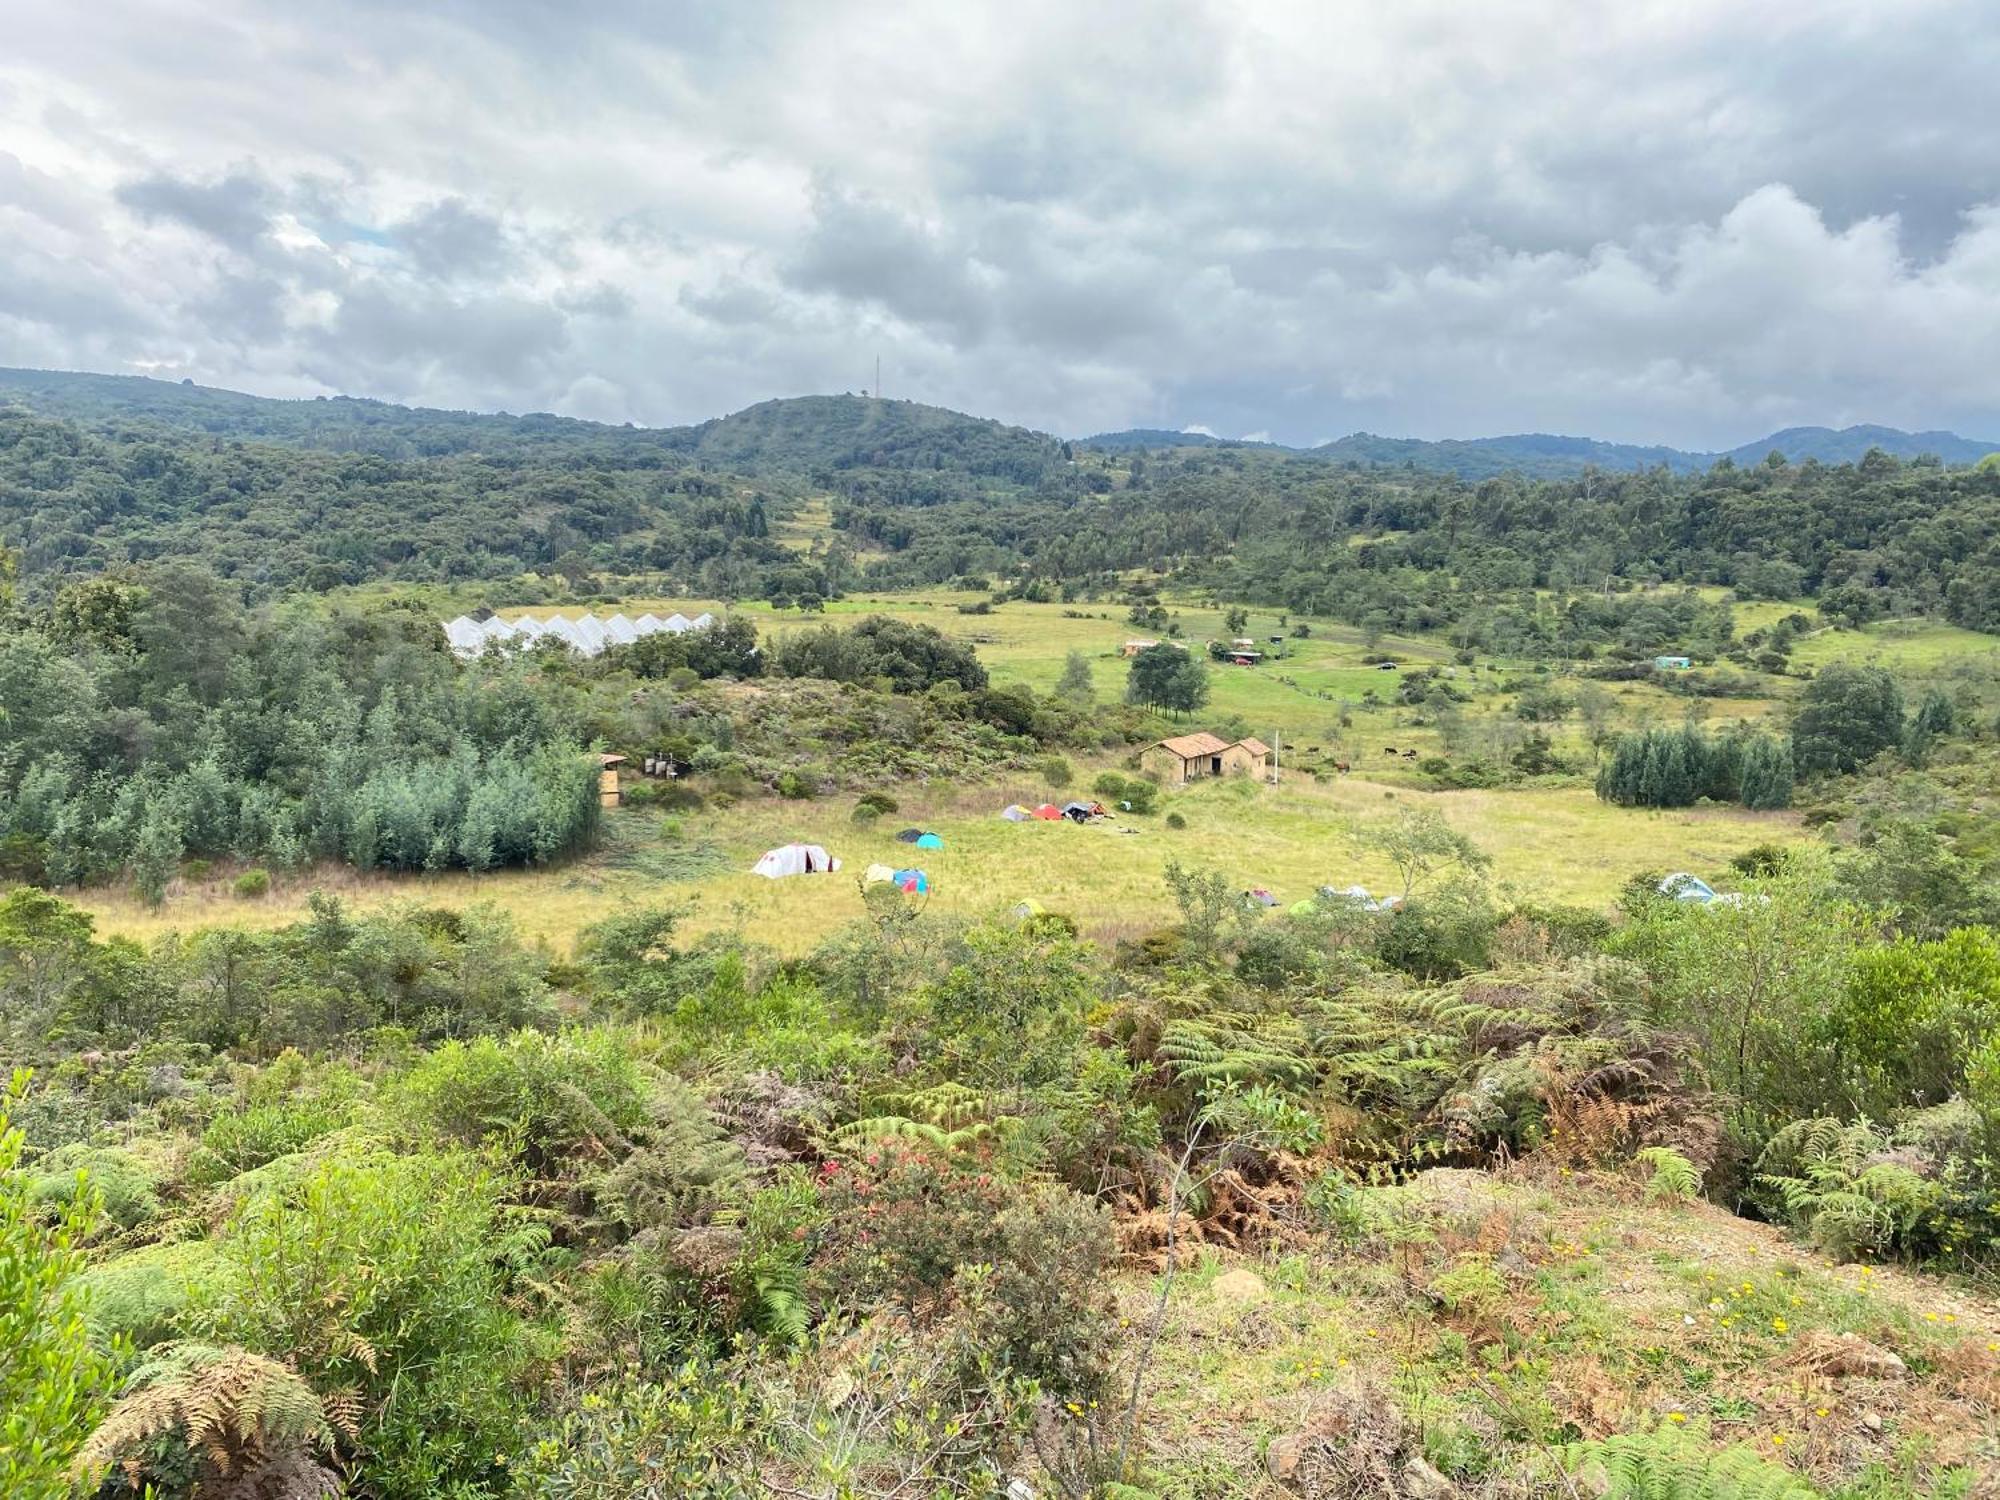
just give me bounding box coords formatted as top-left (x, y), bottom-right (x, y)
top-left (71, 768), bottom-right (1798, 954)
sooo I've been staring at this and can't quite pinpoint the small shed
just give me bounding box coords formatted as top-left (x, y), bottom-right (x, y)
top-left (1654, 655), bottom-right (1692, 671)
top-left (1122, 639), bottom-right (1160, 657)
top-left (598, 753), bottom-right (628, 808)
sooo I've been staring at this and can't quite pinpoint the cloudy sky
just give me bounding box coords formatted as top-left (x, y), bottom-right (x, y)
top-left (3, 1), bottom-right (1997, 447)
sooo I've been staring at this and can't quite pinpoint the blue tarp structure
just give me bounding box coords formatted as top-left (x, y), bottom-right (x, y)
top-left (891, 868), bottom-right (929, 894)
top-left (1660, 872), bottom-right (1718, 903)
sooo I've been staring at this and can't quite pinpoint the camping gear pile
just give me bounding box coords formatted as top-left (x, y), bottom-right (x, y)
top-left (441, 610), bottom-right (717, 660)
top-left (751, 844), bottom-right (840, 878)
top-left (1061, 801), bottom-right (1108, 822)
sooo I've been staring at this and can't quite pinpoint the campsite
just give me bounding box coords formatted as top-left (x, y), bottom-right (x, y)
top-left (60, 583), bottom-right (1837, 953)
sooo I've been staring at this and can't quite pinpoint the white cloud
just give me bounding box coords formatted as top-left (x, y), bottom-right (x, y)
top-left (0, 0), bottom-right (1997, 444)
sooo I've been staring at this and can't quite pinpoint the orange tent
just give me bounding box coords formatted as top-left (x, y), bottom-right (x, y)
top-left (1032, 803), bottom-right (1064, 820)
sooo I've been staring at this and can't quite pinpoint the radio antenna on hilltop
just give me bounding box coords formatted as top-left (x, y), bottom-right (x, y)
top-left (874, 355), bottom-right (881, 400)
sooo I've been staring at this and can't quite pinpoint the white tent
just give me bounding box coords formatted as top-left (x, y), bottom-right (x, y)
top-left (752, 844), bottom-right (841, 878)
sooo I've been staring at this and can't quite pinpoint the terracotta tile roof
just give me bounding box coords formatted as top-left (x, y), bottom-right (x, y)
top-left (1154, 731), bottom-right (1231, 759)
top-left (1234, 737), bottom-right (1271, 757)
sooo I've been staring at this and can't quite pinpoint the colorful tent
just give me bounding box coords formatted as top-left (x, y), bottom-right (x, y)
top-left (1288, 898), bottom-right (1321, 916)
top-left (894, 828), bottom-right (926, 843)
top-left (752, 844), bottom-right (840, 878)
top-left (1000, 805), bottom-right (1033, 822)
top-left (1032, 804), bottom-right (1064, 821)
top-left (1244, 887), bottom-right (1279, 908)
top-left (914, 832), bottom-right (944, 849)
top-left (863, 863), bottom-right (898, 886)
top-left (890, 867), bottom-right (929, 894)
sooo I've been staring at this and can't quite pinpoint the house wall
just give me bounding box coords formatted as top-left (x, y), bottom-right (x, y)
top-left (1217, 744), bottom-right (1262, 776)
top-left (1140, 747), bottom-right (1196, 783)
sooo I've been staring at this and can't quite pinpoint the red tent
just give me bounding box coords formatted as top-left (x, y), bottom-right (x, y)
top-left (1032, 803), bottom-right (1064, 820)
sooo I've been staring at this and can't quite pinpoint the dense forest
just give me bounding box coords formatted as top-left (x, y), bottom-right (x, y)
top-left (7, 373), bottom-right (2000, 644)
top-left (0, 565), bottom-right (1158, 893)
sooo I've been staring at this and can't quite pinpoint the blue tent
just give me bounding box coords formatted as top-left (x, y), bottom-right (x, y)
top-left (915, 832), bottom-right (944, 849)
top-left (891, 868), bottom-right (929, 894)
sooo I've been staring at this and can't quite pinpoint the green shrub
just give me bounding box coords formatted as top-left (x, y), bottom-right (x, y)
top-left (386, 1029), bottom-right (650, 1175)
top-left (514, 1371), bottom-right (758, 1499)
top-left (1116, 779), bottom-right (1158, 815)
top-left (28, 1145), bottom-right (161, 1234)
top-left (1754, 1117), bottom-right (1942, 1258)
top-left (76, 1241), bottom-right (233, 1352)
top-left (855, 790), bottom-right (900, 815)
top-left (775, 770), bottom-right (817, 800)
top-left (1165, 811), bottom-right (1186, 830)
top-left (194, 1146), bottom-right (534, 1495)
top-left (231, 868), bottom-right (270, 899)
top-left (850, 803), bottom-right (881, 826)
top-left (1635, 1146), bottom-right (1701, 1203)
top-left (1039, 755), bottom-right (1073, 788)
top-left (1092, 771), bottom-right (1127, 799)
top-left (0, 1076), bottom-right (117, 1500)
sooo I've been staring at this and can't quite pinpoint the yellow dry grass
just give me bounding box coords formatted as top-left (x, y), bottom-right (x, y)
top-left (76, 767), bottom-right (1800, 956)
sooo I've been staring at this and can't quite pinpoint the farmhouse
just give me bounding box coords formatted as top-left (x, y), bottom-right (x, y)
top-left (1140, 732), bottom-right (1273, 784)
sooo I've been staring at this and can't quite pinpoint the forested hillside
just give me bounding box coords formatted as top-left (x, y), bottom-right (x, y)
top-left (6, 372), bottom-right (2000, 641)
top-left (7, 370), bottom-right (2000, 640)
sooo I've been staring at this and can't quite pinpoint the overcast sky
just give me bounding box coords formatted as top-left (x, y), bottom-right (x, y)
top-left (3, 1), bottom-right (1998, 447)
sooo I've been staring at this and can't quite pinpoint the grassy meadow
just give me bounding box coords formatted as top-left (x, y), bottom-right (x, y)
top-left (77, 762), bottom-right (1797, 954)
top-left (77, 583), bottom-right (2000, 954)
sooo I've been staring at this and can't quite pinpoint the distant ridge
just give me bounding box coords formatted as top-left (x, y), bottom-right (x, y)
top-left (1081, 421), bottom-right (2000, 479)
top-left (2, 366), bottom-right (1995, 482)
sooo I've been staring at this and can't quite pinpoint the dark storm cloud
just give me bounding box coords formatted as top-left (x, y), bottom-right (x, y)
top-left (115, 171), bottom-right (274, 251)
top-left (394, 199), bottom-right (511, 280)
top-left (3, 0), bottom-right (1998, 444)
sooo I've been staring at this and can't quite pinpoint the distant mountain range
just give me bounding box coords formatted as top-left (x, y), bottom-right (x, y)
top-left (3, 365), bottom-right (1995, 484)
top-left (1080, 422), bottom-right (2000, 479)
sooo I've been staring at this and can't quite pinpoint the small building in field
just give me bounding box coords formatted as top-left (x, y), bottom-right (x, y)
top-left (1141, 732), bottom-right (1273, 784)
top-left (598, 753), bottom-right (628, 807)
top-left (1123, 639), bottom-right (1159, 657)
top-left (1654, 655), bottom-right (1692, 671)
